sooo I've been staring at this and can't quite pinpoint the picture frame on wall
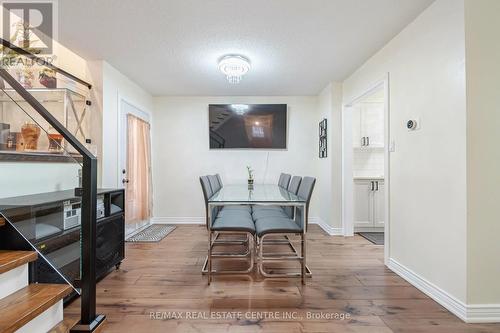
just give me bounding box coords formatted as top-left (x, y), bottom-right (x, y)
top-left (319, 118), bottom-right (327, 158)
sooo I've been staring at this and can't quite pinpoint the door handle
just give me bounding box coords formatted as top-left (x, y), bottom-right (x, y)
top-left (122, 178), bottom-right (130, 184)
top-left (366, 137), bottom-right (370, 146)
top-left (361, 137), bottom-right (365, 146)
top-left (375, 181), bottom-right (379, 191)
top-left (370, 181), bottom-right (374, 191)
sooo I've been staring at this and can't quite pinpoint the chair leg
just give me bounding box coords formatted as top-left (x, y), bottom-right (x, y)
top-left (208, 230), bottom-right (212, 285)
top-left (301, 232), bottom-right (306, 285)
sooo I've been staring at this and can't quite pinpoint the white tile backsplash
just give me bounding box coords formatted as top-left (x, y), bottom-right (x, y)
top-left (353, 150), bottom-right (384, 178)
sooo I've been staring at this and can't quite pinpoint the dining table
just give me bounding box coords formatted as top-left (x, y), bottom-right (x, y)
top-left (206, 183), bottom-right (312, 277)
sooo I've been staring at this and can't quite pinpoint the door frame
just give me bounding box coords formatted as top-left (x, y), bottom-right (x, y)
top-left (117, 94), bottom-right (152, 235)
top-left (341, 73), bottom-right (390, 265)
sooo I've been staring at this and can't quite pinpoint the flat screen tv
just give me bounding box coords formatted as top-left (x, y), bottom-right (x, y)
top-left (209, 104), bottom-right (287, 149)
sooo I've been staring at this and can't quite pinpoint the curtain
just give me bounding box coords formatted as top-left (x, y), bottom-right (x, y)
top-left (126, 114), bottom-right (152, 223)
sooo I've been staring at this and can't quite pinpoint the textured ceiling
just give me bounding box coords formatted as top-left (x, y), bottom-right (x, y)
top-left (58, 0), bottom-right (434, 96)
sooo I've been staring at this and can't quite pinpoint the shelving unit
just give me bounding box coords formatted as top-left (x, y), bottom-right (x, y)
top-left (0, 88), bottom-right (90, 161)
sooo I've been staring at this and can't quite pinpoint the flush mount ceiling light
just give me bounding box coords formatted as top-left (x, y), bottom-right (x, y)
top-left (231, 104), bottom-right (249, 115)
top-left (218, 55), bottom-right (251, 84)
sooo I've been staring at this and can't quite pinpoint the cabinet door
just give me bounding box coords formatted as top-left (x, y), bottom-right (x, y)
top-left (362, 103), bottom-right (384, 148)
top-left (353, 180), bottom-right (373, 227)
top-left (351, 105), bottom-right (363, 148)
top-left (373, 181), bottom-right (385, 227)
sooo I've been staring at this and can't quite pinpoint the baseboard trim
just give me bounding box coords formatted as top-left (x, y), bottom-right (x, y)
top-left (388, 258), bottom-right (500, 323)
top-left (152, 216), bottom-right (343, 235)
top-left (151, 217), bottom-right (204, 224)
top-left (309, 217), bottom-right (343, 236)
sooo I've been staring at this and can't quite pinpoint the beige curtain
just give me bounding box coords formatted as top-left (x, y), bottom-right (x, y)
top-left (126, 114), bottom-right (152, 223)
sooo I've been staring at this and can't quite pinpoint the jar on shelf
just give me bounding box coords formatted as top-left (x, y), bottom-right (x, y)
top-left (21, 122), bottom-right (41, 151)
top-left (47, 126), bottom-right (64, 153)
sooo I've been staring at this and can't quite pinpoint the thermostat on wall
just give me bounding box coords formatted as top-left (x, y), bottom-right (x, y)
top-left (407, 118), bottom-right (421, 131)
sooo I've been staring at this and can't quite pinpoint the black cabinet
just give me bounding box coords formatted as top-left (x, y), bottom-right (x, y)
top-left (96, 214), bottom-right (125, 278)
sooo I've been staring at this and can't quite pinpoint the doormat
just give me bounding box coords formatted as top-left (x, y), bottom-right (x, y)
top-left (126, 224), bottom-right (176, 242)
top-left (358, 232), bottom-right (384, 245)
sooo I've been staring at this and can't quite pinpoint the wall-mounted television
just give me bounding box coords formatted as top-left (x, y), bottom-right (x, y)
top-left (209, 104), bottom-right (287, 149)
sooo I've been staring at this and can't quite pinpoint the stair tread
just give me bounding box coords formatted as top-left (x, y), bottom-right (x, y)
top-left (48, 314), bottom-right (80, 333)
top-left (0, 250), bottom-right (37, 274)
top-left (0, 284), bottom-right (72, 333)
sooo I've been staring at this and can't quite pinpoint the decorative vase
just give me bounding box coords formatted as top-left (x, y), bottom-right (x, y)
top-left (248, 178), bottom-right (254, 189)
top-left (16, 67), bottom-right (35, 89)
top-left (47, 126), bottom-right (64, 152)
top-left (39, 69), bottom-right (57, 88)
top-left (21, 122), bottom-right (40, 151)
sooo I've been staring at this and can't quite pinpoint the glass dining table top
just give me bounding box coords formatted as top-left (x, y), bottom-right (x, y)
top-left (209, 184), bottom-right (305, 204)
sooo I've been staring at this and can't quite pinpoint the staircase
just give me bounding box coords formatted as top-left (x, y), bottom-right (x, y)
top-left (0, 220), bottom-right (72, 333)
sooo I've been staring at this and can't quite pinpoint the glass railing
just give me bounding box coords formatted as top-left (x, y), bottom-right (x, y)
top-left (0, 85), bottom-right (84, 299)
top-left (1, 40), bottom-right (102, 326)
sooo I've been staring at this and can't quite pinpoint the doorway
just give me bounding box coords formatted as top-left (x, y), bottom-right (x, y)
top-left (342, 75), bottom-right (390, 264)
top-left (119, 99), bottom-right (152, 237)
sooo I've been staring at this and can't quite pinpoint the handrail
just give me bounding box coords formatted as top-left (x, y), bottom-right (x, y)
top-left (1, 38), bottom-right (92, 89)
top-left (0, 69), bottom-right (102, 331)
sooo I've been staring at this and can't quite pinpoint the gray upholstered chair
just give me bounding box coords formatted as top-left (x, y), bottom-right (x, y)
top-left (252, 176), bottom-right (302, 220)
top-left (278, 173), bottom-right (291, 189)
top-left (254, 176), bottom-right (316, 284)
top-left (199, 175), bottom-right (255, 284)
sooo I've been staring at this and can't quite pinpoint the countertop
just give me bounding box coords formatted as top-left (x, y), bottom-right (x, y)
top-left (0, 188), bottom-right (122, 212)
top-left (353, 176), bottom-right (385, 181)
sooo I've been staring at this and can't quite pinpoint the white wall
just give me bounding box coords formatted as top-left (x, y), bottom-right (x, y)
top-left (464, 0), bottom-right (500, 305)
top-left (316, 83), bottom-right (343, 231)
top-left (101, 61), bottom-right (154, 188)
top-left (152, 96), bottom-right (318, 220)
top-left (343, 0), bottom-right (467, 304)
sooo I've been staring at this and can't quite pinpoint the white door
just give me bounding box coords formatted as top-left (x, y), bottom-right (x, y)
top-left (353, 180), bottom-right (373, 227)
top-left (373, 181), bottom-right (385, 227)
top-left (119, 99), bottom-right (152, 237)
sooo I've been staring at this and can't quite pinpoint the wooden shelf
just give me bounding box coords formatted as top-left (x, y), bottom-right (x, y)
top-left (0, 151), bottom-right (83, 163)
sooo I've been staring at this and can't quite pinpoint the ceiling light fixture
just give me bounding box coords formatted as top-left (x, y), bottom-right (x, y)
top-left (218, 55), bottom-right (251, 84)
top-left (231, 104), bottom-right (249, 115)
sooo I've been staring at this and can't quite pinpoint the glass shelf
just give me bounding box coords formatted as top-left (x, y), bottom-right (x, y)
top-left (0, 88), bottom-right (91, 158)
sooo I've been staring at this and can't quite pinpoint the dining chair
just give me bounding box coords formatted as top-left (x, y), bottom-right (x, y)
top-left (254, 176), bottom-right (316, 284)
top-left (252, 176), bottom-right (302, 220)
top-left (278, 173), bottom-right (291, 189)
top-left (199, 175), bottom-right (255, 284)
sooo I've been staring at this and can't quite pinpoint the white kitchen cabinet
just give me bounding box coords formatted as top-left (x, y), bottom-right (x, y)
top-left (352, 102), bottom-right (384, 149)
top-left (353, 180), bottom-right (373, 227)
top-left (373, 180), bottom-right (385, 227)
top-left (354, 179), bottom-right (384, 229)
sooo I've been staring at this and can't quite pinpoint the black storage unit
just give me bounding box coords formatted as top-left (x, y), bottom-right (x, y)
top-left (0, 188), bottom-right (125, 304)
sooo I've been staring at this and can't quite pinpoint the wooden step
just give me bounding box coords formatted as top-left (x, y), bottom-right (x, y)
top-left (0, 284), bottom-right (72, 333)
top-left (48, 314), bottom-right (80, 333)
top-left (0, 250), bottom-right (37, 275)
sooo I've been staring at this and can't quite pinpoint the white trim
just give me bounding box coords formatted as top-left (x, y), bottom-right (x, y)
top-left (151, 216), bottom-right (343, 235)
top-left (388, 258), bottom-right (467, 321)
top-left (309, 217), bottom-right (343, 236)
top-left (388, 258), bottom-right (500, 323)
top-left (151, 217), bottom-right (205, 224)
top-left (467, 304), bottom-right (500, 323)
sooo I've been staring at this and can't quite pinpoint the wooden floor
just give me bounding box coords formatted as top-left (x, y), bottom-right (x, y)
top-left (66, 225), bottom-right (500, 332)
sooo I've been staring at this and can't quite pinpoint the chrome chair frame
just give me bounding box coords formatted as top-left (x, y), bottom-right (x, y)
top-left (255, 202), bottom-right (309, 284)
top-left (206, 201), bottom-right (256, 285)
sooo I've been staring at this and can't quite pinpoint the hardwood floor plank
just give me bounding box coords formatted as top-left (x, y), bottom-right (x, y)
top-left (64, 225), bottom-right (499, 333)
